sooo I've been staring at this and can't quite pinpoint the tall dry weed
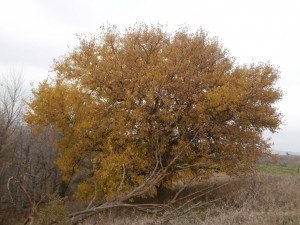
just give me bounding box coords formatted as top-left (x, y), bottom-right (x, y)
top-left (81, 174), bottom-right (300, 225)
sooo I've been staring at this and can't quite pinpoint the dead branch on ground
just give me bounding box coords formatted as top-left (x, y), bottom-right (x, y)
top-left (69, 132), bottom-right (228, 224)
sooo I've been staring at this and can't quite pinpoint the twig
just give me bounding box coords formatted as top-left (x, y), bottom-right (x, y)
top-left (7, 176), bottom-right (37, 225)
top-left (69, 130), bottom-right (201, 223)
top-left (116, 164), bottom-right (126, 194)
top-left (86, 182), bottom-right (97, 209)
top-left (7, 176), bottom-right (16, 207)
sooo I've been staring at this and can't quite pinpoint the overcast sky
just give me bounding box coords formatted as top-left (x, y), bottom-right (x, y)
top-left (0, 0), bottom-right (299, 153)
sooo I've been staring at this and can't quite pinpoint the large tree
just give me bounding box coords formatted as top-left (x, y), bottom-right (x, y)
top-left (25, 24), bottom-right (282, 201)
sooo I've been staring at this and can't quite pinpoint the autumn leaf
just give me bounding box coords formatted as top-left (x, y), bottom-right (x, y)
top-left (25, 24), bottom-right (282, 200)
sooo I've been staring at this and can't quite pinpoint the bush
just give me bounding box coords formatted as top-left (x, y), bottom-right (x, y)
top-left (34, 195), bottom-right (70, 225)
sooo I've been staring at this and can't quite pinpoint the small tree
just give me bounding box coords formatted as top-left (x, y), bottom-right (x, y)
top-left (25, 24), bottom-right (282, 201)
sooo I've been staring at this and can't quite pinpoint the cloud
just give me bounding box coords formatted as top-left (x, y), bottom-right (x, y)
top-left (0, 0), bottom-right (299, 152)
top-left (32, 0), bottom-right (96, 27)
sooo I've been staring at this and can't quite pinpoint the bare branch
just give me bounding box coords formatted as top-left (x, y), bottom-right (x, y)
top-left (86, 182), bottom-right (97, 209)
top-left (156, 135), bottom-right (163, 169)
top-left (6, 176), bottom-right (16, 207)
top-left (8, 177), bottom-right (37, 215)
top-left (69, 131), bottom-right (201, 223)
top-left (169, 169), bottom-right (202, 204)
top-left (0, 72), bottom-right (24, 137)
top-left (116, 163), bottom-right (126, 194)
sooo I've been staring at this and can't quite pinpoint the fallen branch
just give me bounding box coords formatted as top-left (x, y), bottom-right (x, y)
top-left (86, 182), bottom-right (97, 209)
top-left (7, 176), bottom-right (37, 225)
top-left (68, 130), bottom-right (233, 225)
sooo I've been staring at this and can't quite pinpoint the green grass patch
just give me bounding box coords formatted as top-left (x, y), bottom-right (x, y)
top-left (257, 164), bottom-right (300, 175)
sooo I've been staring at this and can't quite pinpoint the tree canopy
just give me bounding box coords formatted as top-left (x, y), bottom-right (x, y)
top-left (25, 24), bottom-right (282, 201)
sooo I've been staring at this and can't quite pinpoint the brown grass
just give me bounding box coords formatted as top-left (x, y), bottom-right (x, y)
top-left (185, 174), bottom-right (300, 225)
top-left (8, 173), bottom-right (300, 225)
top-left (82, 173), bottom-right (300, 225)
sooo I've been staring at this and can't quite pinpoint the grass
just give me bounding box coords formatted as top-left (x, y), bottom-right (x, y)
top-left (11, 169), bottom-right (300, 225)
top-left (257, 164), bottom-right (300, 175)
top-left (12, 158), bottom-right (300, 225)
top-left (7, 154), bottom-right (300, 225)
top-left (82, 173), bottom-right (300, 225)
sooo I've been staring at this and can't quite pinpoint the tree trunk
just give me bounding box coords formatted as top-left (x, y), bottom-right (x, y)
top-left (156, 183), bottom-right (170, 203)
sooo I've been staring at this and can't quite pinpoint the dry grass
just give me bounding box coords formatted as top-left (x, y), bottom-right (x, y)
top-left (82, 173), bottom-right (300, 225)
top-left (7, 173), bottom-right (300, 225)
top-left (183, 174), bottom-right (300, 225)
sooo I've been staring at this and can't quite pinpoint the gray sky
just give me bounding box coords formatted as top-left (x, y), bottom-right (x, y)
top-left (0, 0), bottom-right (299, 152)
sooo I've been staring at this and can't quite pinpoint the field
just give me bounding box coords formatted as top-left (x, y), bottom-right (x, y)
top-left (74, 155), bottom-right (300, 225)
top-left (79, 173), bottom-right (300, 225)
top-left (257, 164), bottom-right (300, 175)
top-left (8, 155), bottom-right (300, 225)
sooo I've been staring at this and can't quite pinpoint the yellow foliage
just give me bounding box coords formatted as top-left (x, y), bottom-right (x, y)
top-left (25, 24), bottom-right (282, 200)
